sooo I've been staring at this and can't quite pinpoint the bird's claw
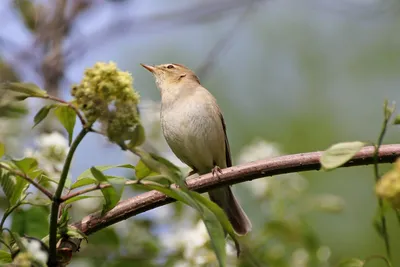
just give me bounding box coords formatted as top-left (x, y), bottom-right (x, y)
top-left (212, 166), bottom-right (223, 180)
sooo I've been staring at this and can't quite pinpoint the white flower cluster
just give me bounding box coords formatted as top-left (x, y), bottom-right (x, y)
top-left (160, 221), bottom-right (237, 266)
top-left (24, 131), bottom-right (69, 178)
top-left (237, 139), bottom-right (284, 197)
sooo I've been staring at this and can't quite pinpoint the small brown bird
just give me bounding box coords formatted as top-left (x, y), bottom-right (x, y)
top-left (141, 63), bottom-right (252, 235)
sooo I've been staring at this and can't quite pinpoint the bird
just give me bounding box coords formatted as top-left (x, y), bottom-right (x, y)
top-left (141, 63), bottom-right (252, 235)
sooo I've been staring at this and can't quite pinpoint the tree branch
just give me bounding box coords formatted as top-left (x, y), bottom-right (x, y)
top-left (72, 144), bottom-right (400, 235)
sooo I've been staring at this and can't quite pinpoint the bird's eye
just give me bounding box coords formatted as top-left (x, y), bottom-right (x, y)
top-left (167, 64), bottom-right (174, 69)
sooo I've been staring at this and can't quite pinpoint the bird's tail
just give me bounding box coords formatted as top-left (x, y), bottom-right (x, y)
top-left (208, 186), bottom-right (252, 235)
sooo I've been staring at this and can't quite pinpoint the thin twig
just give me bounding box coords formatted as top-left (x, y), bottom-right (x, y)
top-left (72, 144), bottom-right (400, 235)
top-left (0, 163), bottom-right (53, 199)
top-left (61, 178), bottom-right (166, 202)
top-left (372, 105), bottom-right (393, 260)
top-left (41, 95), bottom-right (87, 127)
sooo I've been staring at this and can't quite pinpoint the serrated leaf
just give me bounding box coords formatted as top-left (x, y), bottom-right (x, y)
top-left (54, 105), bottom-right (76, 145)
top-left (128, 123), bottom-right (146, 147)
top-left (33, 105), bottom-right (54, 128)
top-left (0, 167), bottom-right (29, 207)
top-left (90, 167), bottom-right (125, 214)
top-left (0, 143), bottom-right (4, 158)
top-left (1, 82), bottom-right (47, 97)
top-left (0, 250), bottom-right (12, 263)
top-left (320, 141), bottom-right (366, 170)
top-left (338, 258), bottom-right (364, 267)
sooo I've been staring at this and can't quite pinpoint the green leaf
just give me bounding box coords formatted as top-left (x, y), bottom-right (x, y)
top-left (150, 153), bottom-right (182, 177)
top-left (134, 149), bottom-right (184, 186)
top-left (1, 82), bottom-right (47, 97)
top-left (23, 198), bottom-right (52, 207)
top-left (201, 209), bottom-right (226, 267)
top-left (12, 157), bottom-right (38, 174)
top-left (128, 123), bottom-right (146, 147)
top-left (0, 103), bottom-right (28, 118)
top-left (138, 183), bottom-right (226, 266)
top-left (338, 258), bottom-right (364, 267)
top-left (0, 250), bottom-right (12, 264)
top-left (320, 141), bottom-right (366, 170)
top-left (0, 167), bottom-right (29, 207)
top-left (66, 225), bottom-right (88, 242)
top-left (77, 164), bottom-right (134, 180)
top-left (90, 167), bottom-right (125, 214)
top-left (33, 105), bottom-right (54, 128)
top-left (54, 105), bottom-right (76, 145)
top-left (64, 195), bottom-right (101, 205)
top-left (70, 177), bottom-right (97, 190)
top-left (72, 164), bottom-right (134, 189)
top-left (0, 143), bottom-right (4, 158)
top-left (11, 207), bottom-right (49, 238)
top-left (135, 160), bottom-right (155, 179)
top-left (190, 191), bottom-right (240, 255)
top-left (394, 114), bottom-right (400, 125)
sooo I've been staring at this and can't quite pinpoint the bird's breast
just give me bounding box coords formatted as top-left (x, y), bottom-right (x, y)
top-left (160, 95), bottom-right (226, 172)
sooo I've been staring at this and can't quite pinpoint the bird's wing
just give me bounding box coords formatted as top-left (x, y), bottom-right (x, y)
top-left (220, 112), bottom-right (232, 168)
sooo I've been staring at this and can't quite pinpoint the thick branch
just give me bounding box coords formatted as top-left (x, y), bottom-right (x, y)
top-left (73, 144), bottom-right (400, 235)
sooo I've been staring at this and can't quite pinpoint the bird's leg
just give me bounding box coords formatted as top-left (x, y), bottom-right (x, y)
top-left (211, 165), bottom-right (223, 180)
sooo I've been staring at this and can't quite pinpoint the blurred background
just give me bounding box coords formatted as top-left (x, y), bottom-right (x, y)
top-left (1, 0), bottom-right (400, 266)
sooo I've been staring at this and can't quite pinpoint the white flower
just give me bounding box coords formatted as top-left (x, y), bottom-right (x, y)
top-left (24, 132), bottom-right (69, 178)
top-left (36, 131), bottom-right (68, 154)
top-left (237, 139), bottom-right (283, 197)
top-left (161, 220), bottom-right (212, 264)
top-left (237, 138), bottom-right (282, 165)
top-left (21, 237), bottom-right (49, 264)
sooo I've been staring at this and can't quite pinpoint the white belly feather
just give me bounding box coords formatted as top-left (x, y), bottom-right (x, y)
top-left (160, 89), bottom-right (226, 173)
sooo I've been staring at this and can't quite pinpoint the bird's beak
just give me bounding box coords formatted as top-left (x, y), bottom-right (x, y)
top-left (140, 63), bottom-right (156, 73)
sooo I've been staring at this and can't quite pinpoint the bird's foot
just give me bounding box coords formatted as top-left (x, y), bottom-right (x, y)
top-left (211, 165), bottom-right (223, 180)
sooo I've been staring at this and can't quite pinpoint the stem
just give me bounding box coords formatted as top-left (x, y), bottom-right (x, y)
top-left (42, 95), bottom-right (87, 127)
top-left (48, 127), bottom-right (88, 265)
top-left (0, 204), bottom-right (19, 230)
top-left (373, 110), bottom-right (392, 260)
top-left (60, 179), bottom-right (165, 202)
top-left (0, 163), bottom-right (53, 199)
